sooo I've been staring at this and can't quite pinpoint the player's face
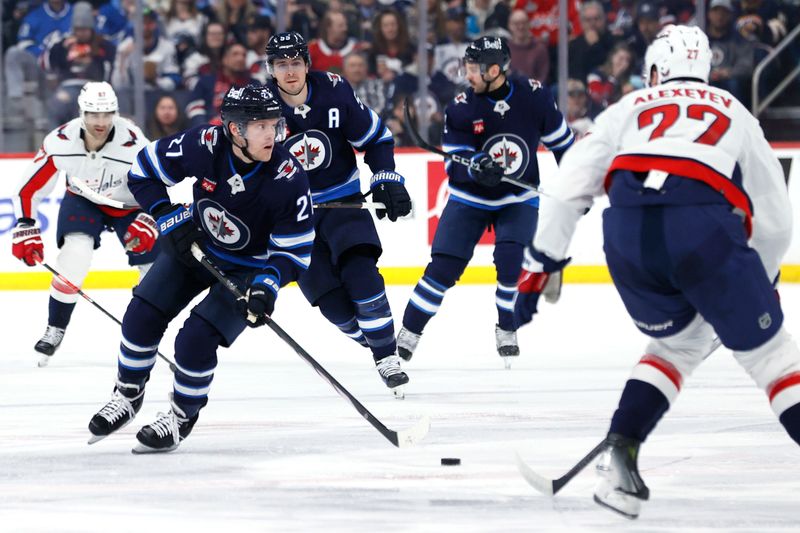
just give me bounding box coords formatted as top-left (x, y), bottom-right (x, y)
top-left (83, 111), bottom-right (114, 140)
top-left (463, 62), bottom-right (499, 93)
top-left (243, 118), bottom-right (283, 162)
top-left (271, 58), bottom-right (308, 90)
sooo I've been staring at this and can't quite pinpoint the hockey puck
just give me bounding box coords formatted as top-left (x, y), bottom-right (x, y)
top-left (441, 457), bottom-right (461, 466)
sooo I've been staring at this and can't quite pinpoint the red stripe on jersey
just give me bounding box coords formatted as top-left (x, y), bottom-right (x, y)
top-left (19, 156), bottom-right (58, 218)
top-left (768, 371), bottom-right (800, 402)
top-left (640, 354), bottom-right (683, 390)
top-left (605, 154), bottom-right (753, 237)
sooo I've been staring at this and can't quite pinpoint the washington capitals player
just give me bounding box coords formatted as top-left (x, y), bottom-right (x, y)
top-left (265, 32), bottom-right (412, 397)
top-left (396, 36), bottom-right (574, 367)
top-left (87, 86), bottom-right (315, 453)
top-left (517, 25), bottom-right (800, 518)
top-left (11, 82), bottom-right (157, 367)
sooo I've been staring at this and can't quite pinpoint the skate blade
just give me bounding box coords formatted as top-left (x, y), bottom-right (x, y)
top-left (87, 417), bottom-right (135, 445)
top-left (502, 356), bottom-right (514, 369)
top-left (593, 493), bottom-right (641, 520)
top-left (131, 442), bottom-right (179, 454)
top-left (37, 355), bottom-right (51, 368)
top-left (391, 384), bottom-right (406, 400)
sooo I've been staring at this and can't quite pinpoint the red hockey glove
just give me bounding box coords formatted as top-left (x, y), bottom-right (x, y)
top-left (514, 246), bottom-right (571, 327)
top-left (12, 218), bottom-right (43, 266)
top-left (124, 212), bottom-right (158, 254)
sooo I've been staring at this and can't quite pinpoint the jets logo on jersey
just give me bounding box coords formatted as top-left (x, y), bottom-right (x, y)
top-left (482, 133), bottom-right (530, 179)
top-left (275, 159), bottom-right (298, 181)
top-left (199, 127), bottom-right (219, 153)
top-left (286, 130), bottom-right (332, 172)
top-left (197, 199), bottom-right (250, 250)
top-left (326, 72), bottom-right (342, 87)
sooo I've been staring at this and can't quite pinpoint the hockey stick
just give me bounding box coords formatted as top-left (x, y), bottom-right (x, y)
top-left (313, 201), bottom-right (387, 210)
top-left (68, 177), bottom-right (140, 210)
top-left (34, 253), bottom-right (177, 372)
top-left (401, 98), bottom-right (543, 194)
top-left (189, 243), bottom-right (431, 448)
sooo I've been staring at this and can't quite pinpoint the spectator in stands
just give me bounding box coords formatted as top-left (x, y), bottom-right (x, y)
top-left (215, 0), bottom-right (258, 45)
top-left (164, 0), bottom-right (209, 46)
top-left (94, 0), bottom-right (131, 46)
top-left (506, 8), bottom-right (549, 82)
top-left (47, 2), bottom-right (115, 85)
top-left (181, 21), bottom-right (227, 90)
top-left (626, 1), bottom-right (662, 70)
top-left (309, 11), bottom-right (362, 74)
top-left (739, 0), bottom-right (788, 46)
top-left (185, 42), bottom-right (257, 126)
top-left (434, 6), bottom-right (470, 84)
top-left (511, 0), bottom-right (582, 47)
top-left (707, 0), bottom-right (754, 103)
top-left (565, 78), bottom-right (595, 139)
top-left (368, 8), bottom-right (414, 75)
top-left (111, 7), bottom-right (181, 91)
top-left (354, 0), bottom-right (383, 42)
top-left (484, 0), bottom-right (513, 32)
top-left (342, 51), bottom-right (391, 119)
top-left (286, 0), bottom-right (321, 40)
top-left (146, 94), bottom-right (189, 139)
top-left (609, 0), bottom-right (636, 38)
top-left (244, 14), bottom-right (272, 84)
top-left (2, 1), bottom-right (29, 53)
top-left (569, 1), bottom-right (616, 82)
top-left (406, 0), bottom-right (446, 45)
top-left (466, 0), bottom-right (502, 38)
top-left (587, 42), bottom-right (635, 109)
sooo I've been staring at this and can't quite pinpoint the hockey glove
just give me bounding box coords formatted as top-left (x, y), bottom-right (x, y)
top-left (514, 246), bottom-right (571, 328)
top-left (124, 212), bottom-right (158, 254)
top-left (468, 152), bottom-right (504, 187)
top-left (238, 270), bottom-right (279, 327)
top-left (12, 218), bottom-right (44, 266)
top-left (370, 170), bottom-right (412, 221)
top-left (152, 203), bottom-right (203, 266)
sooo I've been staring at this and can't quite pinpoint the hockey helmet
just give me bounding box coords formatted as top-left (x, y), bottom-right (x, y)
top-left (77, 81), bottom-right (118, 130)
top-left (462, 36), bottom-right (511, 74)
top-left (644, 24), bottom-right (711, 86)
top-left (220, 85), bottom-right (285, 141)
top-left (266, 31), bottom-right (310, 70)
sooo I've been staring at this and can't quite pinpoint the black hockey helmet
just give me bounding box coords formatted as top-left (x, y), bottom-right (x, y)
top-left (463, 36), bottom-right (511, 74)
top-left (266, 31), bottom-right (310, 67)
top-left (221, 85), bottom-right (285, 141)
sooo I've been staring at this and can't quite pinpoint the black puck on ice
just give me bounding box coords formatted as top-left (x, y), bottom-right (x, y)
top-left (441, 457), bottom-right (461, 466)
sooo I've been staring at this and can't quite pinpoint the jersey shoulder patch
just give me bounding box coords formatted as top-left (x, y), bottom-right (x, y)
top-left (197, 126), bottom-right (222, 154)
top-left (326, 71), bottom-right (343, 87)
top-left (454, 92), bottom-right (469, 105)
top-left (528, 78), bottom-right (542, 92)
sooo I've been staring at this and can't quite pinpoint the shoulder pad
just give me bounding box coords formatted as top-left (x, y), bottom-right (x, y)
top-left (197, 126), bottom-right (221, 154)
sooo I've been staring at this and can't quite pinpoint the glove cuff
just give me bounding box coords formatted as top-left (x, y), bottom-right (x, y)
top-left (16, 217), bottom-right (37, 228)
top-left (253, 269), bottom-right (281, 296)
top-left (154, 204), bottom-right (192, 235)
top-left (370, 170), bottom-right (404, 187)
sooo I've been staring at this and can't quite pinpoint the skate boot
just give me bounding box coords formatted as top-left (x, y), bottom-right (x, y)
top-left (396, 327), bottom-right (421, 361)
top-left (376, 355), bottom-right (409, 399)
top-left (593, 433), bottom-right (650, 519)
top-left (88, 381), bottom-right (144, 444)
top-left (133, 395), bottom-right (199, 454)
top-left (34, 325), bottom-right (65, 366)
top-left (495, 325), bottom-right (519, 369)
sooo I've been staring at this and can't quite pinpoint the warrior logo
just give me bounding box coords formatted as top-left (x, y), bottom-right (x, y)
top-left (482, 133), bottom-right (530, 179)
top-left (286, 130), bottom-right (332, 172)
top-left (197, 199), bottom-right (250, 250)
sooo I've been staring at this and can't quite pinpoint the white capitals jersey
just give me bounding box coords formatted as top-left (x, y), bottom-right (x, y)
top-left (13, 116), bottom-right (149, 220)
top-left (534, 80), bottom-right (791, 281)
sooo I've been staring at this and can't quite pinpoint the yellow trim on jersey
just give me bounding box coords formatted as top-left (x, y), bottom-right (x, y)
top-left (2, 265), bottom-right (799, 290)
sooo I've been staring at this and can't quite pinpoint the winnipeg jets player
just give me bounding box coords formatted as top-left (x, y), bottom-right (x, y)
top-left (516, 25), bottom-right (800, 518)
top-left (396, 36), bottom-right (573, 367)
top-left (11, 81), bottom-right (156, 367)
top-left (87, 86), bottom-right (315, 453)
top-left (265, 32), bottom-right (412, 397)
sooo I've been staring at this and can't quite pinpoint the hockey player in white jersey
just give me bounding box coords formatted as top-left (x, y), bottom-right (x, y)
top-left (11, 82), bottom-right (157, 367)
top-left (515, 25), bottom-right (800, 518)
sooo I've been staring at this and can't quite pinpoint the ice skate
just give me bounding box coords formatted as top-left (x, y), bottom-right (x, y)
top-left (593, 433), bottom-right (650, 519)
top-left (88, 381), bottom-right (144, 444)
top-left (376, 355), bottom-right (409, 399)
top-left (495, 325), bottom-right (519, 369)
top-left (34, 326), bottom-right (65, 366)
top-left (132, 395), bottom-right (198, 454)
top-left (396, 327), bottom-right (421, 361)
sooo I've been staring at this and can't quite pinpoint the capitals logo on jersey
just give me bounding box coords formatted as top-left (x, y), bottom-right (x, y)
top-left (286, 130), bottom-right (332, 172)
top-left (197, 199), bottom-right (250, 250)
top-left (482, 133), bottom-right (530, 180)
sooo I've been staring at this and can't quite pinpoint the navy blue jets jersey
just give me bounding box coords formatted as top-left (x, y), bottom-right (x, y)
top-left (443, 77), bottom-right (574, 210)
top-left (127, 125), bottom-right (315, 286)
top-left (267, 71), bottom-right (395, 203)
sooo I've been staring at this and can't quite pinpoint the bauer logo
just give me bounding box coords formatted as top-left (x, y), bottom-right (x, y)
top-left (197, 199), bottom-right (250, 250)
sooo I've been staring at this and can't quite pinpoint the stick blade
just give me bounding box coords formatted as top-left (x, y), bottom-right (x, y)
top-left (515, 451), bottom-right (555, 496)
top-left (394, 415), bottom-right (431, 448)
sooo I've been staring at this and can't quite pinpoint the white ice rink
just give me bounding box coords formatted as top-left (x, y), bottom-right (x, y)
top-left (2, 283), bottom-right (799, 532)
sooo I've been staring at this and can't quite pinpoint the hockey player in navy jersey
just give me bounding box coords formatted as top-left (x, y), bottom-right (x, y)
top-left (87, 85), bottom-right (316, 453)
top-left (396, 36), bottom-right (574, 367)
top-left (265, 32), bottom-right (412, 397)
top-left (517, 25), bottom-right (800, 518)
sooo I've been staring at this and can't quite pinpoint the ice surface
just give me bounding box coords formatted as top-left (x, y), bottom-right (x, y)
top-left (2, 284), bottom-right (799, 532)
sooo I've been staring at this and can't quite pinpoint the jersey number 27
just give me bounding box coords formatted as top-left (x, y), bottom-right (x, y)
top-left (638, 104), bottom-right (731, 146)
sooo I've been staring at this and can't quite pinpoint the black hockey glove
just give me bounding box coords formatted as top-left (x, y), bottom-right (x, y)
top-left (152, 203), bottom-right (204, 266)
top-left (369, 170), bottom-right (412, 221)
top-left (514, 246), bottom-right (571, 328)
top-left (468, 152), bottom-right (504, 187)
top-left (238, 270), bottom-right (279, 327)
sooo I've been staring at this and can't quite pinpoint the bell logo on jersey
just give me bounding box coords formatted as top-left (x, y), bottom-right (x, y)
top-left (275, 159), bottom-right (298, 181)
top-left (197, 199), bottom-right (250, 250)
top-left (482, 133), bottom-right (530, 179)
top-left (286, 130), bottom-right (332, 172)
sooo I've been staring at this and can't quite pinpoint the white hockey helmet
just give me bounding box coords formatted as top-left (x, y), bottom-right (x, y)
top-left (78, 81), bottom-right (119, 117)
top-left (644, 24), bottom-right (711, 86)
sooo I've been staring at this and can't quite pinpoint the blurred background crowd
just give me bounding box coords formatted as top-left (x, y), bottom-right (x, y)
top-left (2, 0), bottom-right (800, 151)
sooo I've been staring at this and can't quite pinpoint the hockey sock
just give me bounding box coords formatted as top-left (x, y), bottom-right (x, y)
top-left (47, 297), bottom-right (76, 329)
top-left (117, 297), bottom-right (169, 388)
top-left (403, 254), bottom-right (466, 335)
top-left (609, 379), bottom-right (670, 442)
top-left (317, 288), bottom-right (367, 347)
top-left (494, 242), bottom-right (524, 331)
top-left (172, 313), bottom-right (220, 419)
top-left (778, 403), bottom-right (800, 446)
